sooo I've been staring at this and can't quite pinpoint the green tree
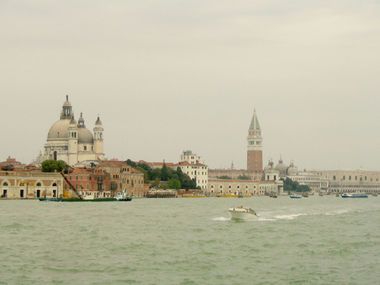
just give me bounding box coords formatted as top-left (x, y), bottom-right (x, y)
top-left (283, 177), bottom-right (310, 192)
top-left (41, 160), bottom-right (68, 173)
top-left (237, 175), bottom-right (250, 180)
top-left (161, 163), bottom-right (170, 181)
top-left (217, 175), bottom-right (232, 180)
top-left (167, 178), bottom-right (181, 190)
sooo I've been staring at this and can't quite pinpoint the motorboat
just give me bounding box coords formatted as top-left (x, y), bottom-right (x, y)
top-left (341, 193), bottom-right (368, 198)
top-left (289, 194), bottom-right (302, 199)
top-left (228, 206), bottom-right (258, 220)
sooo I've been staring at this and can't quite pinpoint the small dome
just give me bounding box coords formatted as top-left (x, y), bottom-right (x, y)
top-left (287, 162), bottom-right (298, 176)
top-left (70, 116), bottom-right (77, 125)
top-left (264, 160), bottom-right (274, 171)
top-left (78, 128), bottom-right (94, 144)
top-left (47, 119), bottom-right (71, 140)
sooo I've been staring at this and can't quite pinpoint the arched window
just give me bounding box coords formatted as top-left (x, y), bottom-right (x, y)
top-left (52, 183), bottom-right (57, 187)
top-left (2, 182), bottom-right (8, 187)
top-left (36, 182), bottom-right (42, 187)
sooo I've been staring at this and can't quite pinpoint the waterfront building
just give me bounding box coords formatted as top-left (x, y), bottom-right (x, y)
top-left (63, 161), bottom-right (147, 198)
top-left (287, 171), bottom-right (329, 193)
top-left (41, 96), bottom-right (104, 166)
top-left (208, 169), bottom-right (262, 181)
top-left (179, 151), bottom-right (208, 190)
top-left (97, 160), bottom-right (147, 197)
top-left (206, 179), bottom-right (281, 197)
top-left (0, 170), bottom-right (64, 199)
top-left (64, 167), bottom-right (112, 198)
top-left (312, 170), bottom-right (380, 195)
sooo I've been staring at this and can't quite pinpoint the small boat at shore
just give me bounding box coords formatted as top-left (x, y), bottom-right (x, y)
top-left (341, 193), bottom-right (368, 198)
top-left (228, 206), bottom-right (258, 220)
top-left (269, 192), bottom-right (278, 198)
top-left (289, 194), bottom-right (302, 199)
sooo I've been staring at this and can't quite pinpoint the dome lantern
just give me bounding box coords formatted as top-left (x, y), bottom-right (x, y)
top-left (60, 95), bottom-right (73, 120)
top-left (77, 112), bottom-right (86, 128)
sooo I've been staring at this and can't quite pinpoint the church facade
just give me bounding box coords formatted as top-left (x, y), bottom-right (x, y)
top-left (42, 96), bottom-right (104, 166)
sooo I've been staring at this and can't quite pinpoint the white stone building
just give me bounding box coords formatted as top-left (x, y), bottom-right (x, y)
top-left (179, 151), bottom-right (208, 190)
top-left (42, 96), bottom-right (104, 166)
top-left (312, 170), bottom-right (380, 195)
top-left (206, 179), bottom-right (281, 197)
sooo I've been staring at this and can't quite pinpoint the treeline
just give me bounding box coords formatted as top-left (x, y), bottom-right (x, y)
top-left (216, 175), bottom-right (251, 180)
top-left (126, 159), bottom-right (197, 190)
top-left (283, 177), bottom-right (310, 192)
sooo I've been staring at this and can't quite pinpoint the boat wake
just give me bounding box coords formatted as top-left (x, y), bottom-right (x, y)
top-left (214, 208), bottom-right (354, 222)
top-left (212, 217), bottom-right (231, 222)
top-left (274, 213), bottom-right (307, 220)
top-left (325, 209), bottom-right (349, 216)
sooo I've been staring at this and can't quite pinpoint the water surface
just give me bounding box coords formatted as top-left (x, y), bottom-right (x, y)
top-left (1, 196), bottom-right (379, 284)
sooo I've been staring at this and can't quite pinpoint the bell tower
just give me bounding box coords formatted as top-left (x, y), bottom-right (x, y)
top-left (93, 116), bottom-right (104, 159)
top-left (247, 109), bottom-right (263, 173)
top-left (68, 116), bottom-right (78, 165)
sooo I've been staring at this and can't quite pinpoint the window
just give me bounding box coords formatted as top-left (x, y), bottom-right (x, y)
top-left (84, 146), bottom-right (87, 151)
top-left (2, 182), bottom-right (8, 187)
top-left (37, 182), bottom-right (42, 187)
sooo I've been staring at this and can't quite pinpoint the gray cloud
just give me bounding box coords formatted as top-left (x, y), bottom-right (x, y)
top-left (1, 0), bottom-right (379, 170)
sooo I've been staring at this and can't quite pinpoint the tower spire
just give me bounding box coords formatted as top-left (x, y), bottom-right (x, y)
top-left (249, 109), bottom-right (261, 131)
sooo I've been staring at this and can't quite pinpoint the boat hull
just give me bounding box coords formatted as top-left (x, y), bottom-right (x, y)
top-left (341, 193), bottom-right (368, 198)
top-left (39, 197), bottom-right (132, 202)
top-left (289, 195), bottom-right (302, 199)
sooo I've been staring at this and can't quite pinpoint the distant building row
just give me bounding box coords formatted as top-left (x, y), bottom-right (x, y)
top-left (0, 160), bottom-right (147, 199)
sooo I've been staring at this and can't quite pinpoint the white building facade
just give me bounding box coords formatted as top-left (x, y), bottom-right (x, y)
top-left (206, 179), bottom-right (281, 197)
top-left (179, 150), bottom-right (208, 190)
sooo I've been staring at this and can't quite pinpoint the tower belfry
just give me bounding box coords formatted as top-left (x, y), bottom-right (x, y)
top-left (247, 109), bottom-right (263, 173)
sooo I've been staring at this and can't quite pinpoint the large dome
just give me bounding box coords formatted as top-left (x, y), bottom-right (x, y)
top-left (47, 119), bottom-right (71, 140)
top-left (78, 128), bottom-right (94, 144)
top-left (275, 159), bottom-right (288, 176)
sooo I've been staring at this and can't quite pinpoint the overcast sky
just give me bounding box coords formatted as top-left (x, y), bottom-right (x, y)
top-left (1, 0), bottom-right (380, 170)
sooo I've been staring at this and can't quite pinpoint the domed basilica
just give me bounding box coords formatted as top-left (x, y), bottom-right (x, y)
top-left (42, 96), bottom-right (104, 166)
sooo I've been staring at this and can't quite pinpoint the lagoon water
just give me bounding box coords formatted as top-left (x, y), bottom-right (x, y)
top-left (1, 197), bottom-right (379, 285)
